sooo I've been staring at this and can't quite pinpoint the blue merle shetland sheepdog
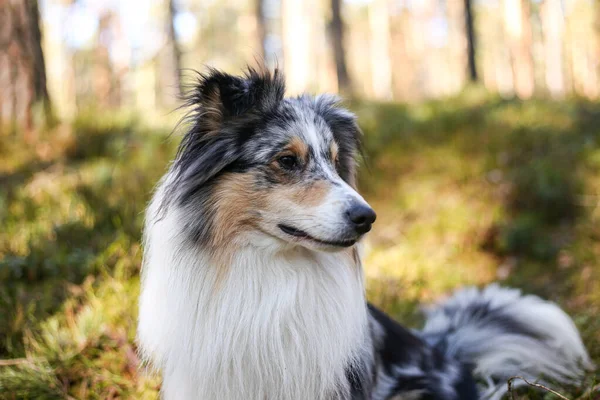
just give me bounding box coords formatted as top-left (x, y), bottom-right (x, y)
top-left (137, 67), bottom-right (592, 400)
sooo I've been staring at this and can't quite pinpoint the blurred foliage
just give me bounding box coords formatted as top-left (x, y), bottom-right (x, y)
top-left (356, 93), bottom-right (600, 397)
top-left (1, 93), bottom-right (600, 398)
top-left (0, 110), bottom-right (175, 398)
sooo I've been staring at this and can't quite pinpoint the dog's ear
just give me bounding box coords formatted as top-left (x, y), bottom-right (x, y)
top-left (173, 68), bottom-right (285, 204)
top-left (190, 67), bottom-right (285, 134)
top-left (313, 95), bottom-right (362, 187)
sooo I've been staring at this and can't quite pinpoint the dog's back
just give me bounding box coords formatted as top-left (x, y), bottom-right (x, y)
top-left (367, 285), bottom-right (592, 400)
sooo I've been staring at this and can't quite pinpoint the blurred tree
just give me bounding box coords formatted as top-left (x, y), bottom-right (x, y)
top-left (582, 0), bottom-right (597, 98)
top-left (464, 0), bottom-right (477, 82)
top-left (597, 0), bottom-right (600, 94)
top-left (328, 0), bottom-right (352, 95)
top-left (540, 0), bottom-right (564, 98)
top-left (160, 0), bottom-right (183, 105)
top-left (0, 0), bottom-right (53, 132)
top-left (94, 11), bottom-right (122, 108)
top-left (447, 0), bottom-right (469, 93)
top-left (369, 0), bottom-right (392, 99)
top-left (389, 8), bottom-right (412, 100)
top-left (168, 0), bottom-right (182, 94)
top-left (564, 0), bottom-right (598, 98)
top-left (503, 0), bottom-right (535, 98)
top-left (282, 0), bottom-right (311, 94)
top-left (255, 0), bottom-right (267, 62)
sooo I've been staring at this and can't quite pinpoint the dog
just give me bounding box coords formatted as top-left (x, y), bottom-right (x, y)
top-left (137, 67), bottom-right (592, 399)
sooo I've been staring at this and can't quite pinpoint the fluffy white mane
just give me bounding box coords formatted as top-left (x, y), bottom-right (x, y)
top-left (137, 181), bottom-right (371, 400)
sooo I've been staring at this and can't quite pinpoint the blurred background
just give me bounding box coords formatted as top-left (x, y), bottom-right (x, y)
top-left (5, 0), bottom-right (600, 120)
top-left (1, 0), bottom-right (600, 398)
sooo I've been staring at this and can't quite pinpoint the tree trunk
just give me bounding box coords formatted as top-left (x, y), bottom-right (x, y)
top-left (595, 0), bottom-right (600, 95)
top-left (541, 0), bottom-right (564, 98)
top-left (464, 0), bottom-right (477, 82)
top-left (95, 11), bottom-right (120, 109)
top-left (165, 0), bottom-right (183, 98)
top-left (282, 0), bottom-right (311, 94)
top-left (447, 0), bottom-right (468, 93)
top-left (328, 0), bottom-right (352, 95)
top-left (368, 0), bottom-right (392, 99)
top-left (255, 0), bottom-right (267, 63)
top-left (503, 0), bottom-right (535, 98)
top-left (389, 9), bottom-right (412, 100)
top-left (0, 0), bottom-right (52, 132)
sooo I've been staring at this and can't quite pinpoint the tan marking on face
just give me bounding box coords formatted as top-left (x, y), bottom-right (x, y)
top-left (287, 136), bottom-right (309, 162)
top-left (209, 172), bottom-right (266, 247)
top-left (330, 140), bottom-right (339, 164)
top-left (286, 179), bottom-right (332, 208)
top-left (268, 137), bottom-right (310, 184)
top-left (208, 172), bottom-right (267, 288)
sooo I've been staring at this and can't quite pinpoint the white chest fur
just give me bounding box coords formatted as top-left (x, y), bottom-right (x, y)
top-left (137, 196), bottom-right (370, 400)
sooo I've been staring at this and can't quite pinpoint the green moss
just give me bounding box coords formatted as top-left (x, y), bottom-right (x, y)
top-left (1, 96), bottom-right (600, 398)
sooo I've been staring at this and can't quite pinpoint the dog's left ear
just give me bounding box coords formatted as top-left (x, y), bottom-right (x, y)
top-left (314, 95), bottom-right (362, 187)
top-left (173, 68), bottom-right (285, 203)
top-left (190, 67), bottom-right (285, 131)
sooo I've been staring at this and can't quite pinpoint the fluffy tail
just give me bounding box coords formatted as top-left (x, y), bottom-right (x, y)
top-left (420, 284), bottom-right (594, 400)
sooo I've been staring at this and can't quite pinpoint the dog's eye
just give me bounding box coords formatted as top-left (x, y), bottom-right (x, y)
top-left (278, 155), bottom-right (298, 170)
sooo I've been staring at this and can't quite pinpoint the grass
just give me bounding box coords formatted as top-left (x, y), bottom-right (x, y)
top-left (1, 93), bottom-right (600, 398)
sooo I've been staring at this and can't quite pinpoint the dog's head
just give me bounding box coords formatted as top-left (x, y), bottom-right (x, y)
top-left (170, 68), bottom-right (375, 252)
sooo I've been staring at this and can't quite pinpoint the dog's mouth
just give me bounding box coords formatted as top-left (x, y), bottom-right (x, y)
top-left (278, 224), bottom-right (357, 247)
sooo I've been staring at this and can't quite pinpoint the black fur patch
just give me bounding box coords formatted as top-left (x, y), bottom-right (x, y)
top-left (365, 304), bottom-right (479, 400)
top-left (172, 67), bottom-right (286, 204)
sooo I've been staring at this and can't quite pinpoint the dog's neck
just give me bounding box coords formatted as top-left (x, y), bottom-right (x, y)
top-left (138, 203), bottom-right (371, 400)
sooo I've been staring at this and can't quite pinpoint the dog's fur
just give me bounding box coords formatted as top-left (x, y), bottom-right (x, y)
top-left (137, 68), bottom-right (592, 400)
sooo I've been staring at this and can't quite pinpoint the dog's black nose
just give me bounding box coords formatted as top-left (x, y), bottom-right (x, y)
top-left (346, 203), bottom-right (377, 234)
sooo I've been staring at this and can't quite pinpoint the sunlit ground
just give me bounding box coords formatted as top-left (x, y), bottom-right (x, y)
top-left (1, 93), bottom-right (599, 398)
